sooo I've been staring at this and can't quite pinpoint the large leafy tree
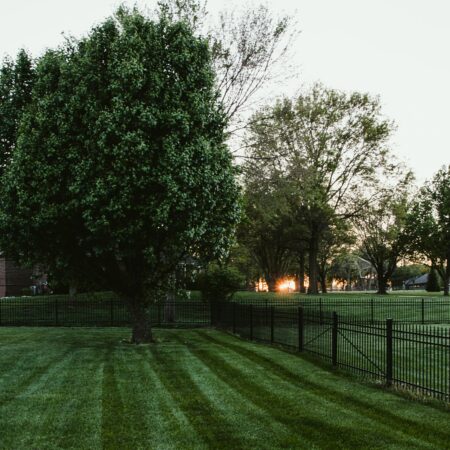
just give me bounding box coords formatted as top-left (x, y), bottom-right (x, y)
top-left (406, 166), bottom-right (450, 296)
top-left (358, 187), bottom-right (410, 295)
top-left (0, 8), bottom-right (240, 342)
top-left (244, 84), bottom-right (396, 294)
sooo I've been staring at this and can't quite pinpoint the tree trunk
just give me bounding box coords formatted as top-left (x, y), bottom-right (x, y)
top-left (128, 301), bottom-right (153, 344)
top-left (298, 252), bottom-right (306, 293)
top-left (266, 276), bottom-right (277, 292)
top-left (444, 258), bottom-right (450, 297)
top-left (308, 232), bottom-right (319, 295)
top-left (377, 270), bottom-right (387, 295)
top-left (320, 275), bottom-right (327, 294)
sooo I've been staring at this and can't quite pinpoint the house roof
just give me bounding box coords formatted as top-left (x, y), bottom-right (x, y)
top-left (405, 273), bottom-right (428, 286)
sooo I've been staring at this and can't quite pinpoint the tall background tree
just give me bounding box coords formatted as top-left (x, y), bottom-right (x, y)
top-left (357, 183), bottom-right (411, 294)
top-left (243, 84), bottom-right (397, 294)
top-left (159, 0), bottom-right (297, 129)
top-left (406, 165), bottom-right (450, 296)
top-left (0, 7), bottom-right (241, 343)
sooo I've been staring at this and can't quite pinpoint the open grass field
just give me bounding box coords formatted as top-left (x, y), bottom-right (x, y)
top-left (244, 321), bottom-right (450, 398)
top-left (1, 327), bottom-right (450, 449)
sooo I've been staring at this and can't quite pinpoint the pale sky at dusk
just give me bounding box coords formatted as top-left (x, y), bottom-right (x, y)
top-left (1, 0), bottom-right (449, 184)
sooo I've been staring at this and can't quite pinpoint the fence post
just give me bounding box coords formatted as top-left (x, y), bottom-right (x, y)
top-left (232, 302), bottom-right (236, 334)
top-left (319, 298), bottom-right (323, 325)
top-left (448, 329), bottom-right (450, 400)
top-left (371, 298), bottom-right (374, 324)
top-left (110, 297), bottom-right (114, 326)
top-left (332, 311), bottom-right (338, 366)
top-left (298, 307), bottom-right (304, 352)
top-left (270, 306), bottom-right (274, 344)
top-left (55, 297), bottom-right (59, 326)
top-left (386, 318), bottom-right (393, 386)
top-left (249, 304), bottom-right (253, 340)
top-left (421, 298), bottom-right (425, 324)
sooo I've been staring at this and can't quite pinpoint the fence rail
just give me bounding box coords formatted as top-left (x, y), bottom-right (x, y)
top-left (212, 302), bottom-right (450, 403)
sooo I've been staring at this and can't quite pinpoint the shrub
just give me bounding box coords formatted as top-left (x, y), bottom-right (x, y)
top-left (199, 265), bottom-right (244, 303)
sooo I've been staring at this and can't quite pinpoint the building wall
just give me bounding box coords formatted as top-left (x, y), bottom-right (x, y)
top-left (0, 258), bottom-right (33, 297)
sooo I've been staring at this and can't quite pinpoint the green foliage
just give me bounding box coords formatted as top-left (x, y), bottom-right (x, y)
top-left (329, 254), bottom-right (364, 288)
top-left (426, 269), bottom-right (441, 292)
top-left (198, 264), bottom-right (244, 302)
top-left (358, 186), bottom-right (412, 294)
top-left (317, 218), bottom-right (356, 292)
top-left (20, 287), bottom-right (33, 296)
top-left (406, 166), bottom-right (450, 295)
top-left (0, 50), bottom-right (34, 175)
top-left (391, 264), bottom-right (428, 288)
top-left (226, 240), bottom-right (260, 290)
top-left (238, 179), bottom-right (294, 291)
top-left (242, 84), bottom-right (398, 294)
top-left (0, 7), bottom-right (241, 339)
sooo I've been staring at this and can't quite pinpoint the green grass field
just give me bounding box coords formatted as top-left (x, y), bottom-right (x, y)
top-left (245, 320), bottom-right (450, 398)
top-left (1, 327), bottom-right (450, 449)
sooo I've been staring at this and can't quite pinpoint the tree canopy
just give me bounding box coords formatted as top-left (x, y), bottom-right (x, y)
top-left (406, 165), bottom-right (450, 295)
top-left (242, 84), bottom-right (397, 293)
top-left (0, 7), bottom-right (241, 342)
top-left (357, 189), bottom-right (410, 294)
top-left (0, 49), bottom-right (34, 175)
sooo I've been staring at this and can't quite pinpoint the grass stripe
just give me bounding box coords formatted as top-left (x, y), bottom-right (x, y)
top-left (147, 343), bottom-right (247, 449)
top-left (1, 327), bottom-right (450, 449)
top-left (169, 331), bottom-right (380, 449)
top-left (196, 330), bottom-right (450, 448)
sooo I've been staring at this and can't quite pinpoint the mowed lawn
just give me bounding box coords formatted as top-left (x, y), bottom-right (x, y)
top-left (1, 329), bottom-right (450, 449)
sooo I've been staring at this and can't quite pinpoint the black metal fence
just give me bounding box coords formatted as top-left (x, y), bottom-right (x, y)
top-left (0, 296), bottom-right (210, 327)
top-left (212, 302), bottom-right (450, 403)
top-left (234, 297), bottom-right (450, 324)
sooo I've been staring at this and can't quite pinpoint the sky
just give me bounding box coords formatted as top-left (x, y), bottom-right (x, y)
top-left (1, 0), bottom-right (449, 183)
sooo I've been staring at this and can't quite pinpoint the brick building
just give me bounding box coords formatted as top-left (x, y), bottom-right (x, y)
top-left (0, 257), bottom-right (33, 297)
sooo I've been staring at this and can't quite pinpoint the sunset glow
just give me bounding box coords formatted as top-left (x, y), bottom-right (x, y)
top-left (255, 278), bottom-right (269, 292)
top-left (277, 278), bottom-right (296, 292)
